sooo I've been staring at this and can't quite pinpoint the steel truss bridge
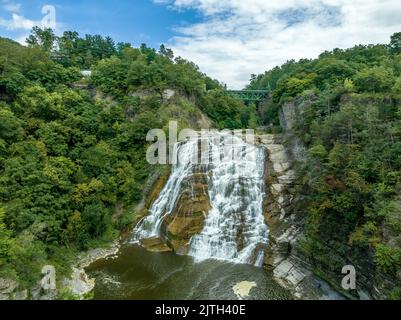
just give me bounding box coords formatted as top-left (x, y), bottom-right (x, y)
top-left (227, 90), bottom-right (269, 102)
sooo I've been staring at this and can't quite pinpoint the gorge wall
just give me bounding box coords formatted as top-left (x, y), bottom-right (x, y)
top-left (276, 95), bottom-right (399, 300)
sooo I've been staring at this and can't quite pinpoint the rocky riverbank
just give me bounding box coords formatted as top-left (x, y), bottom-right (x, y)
top-left (0, 278), bottom-right (28, 300)
top-left (0, 241), bottom-right (121, 300)
top-left (61, 240), bottom-right (121, 299)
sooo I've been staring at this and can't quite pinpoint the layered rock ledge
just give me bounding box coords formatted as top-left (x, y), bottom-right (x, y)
top-left (256, 134), bottom-right (344, 300)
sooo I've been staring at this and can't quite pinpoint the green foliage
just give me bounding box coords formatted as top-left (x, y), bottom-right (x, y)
top-left (0, 29), bottom-right (246, 287)
top-left (343, 78), bottom-right (356, 93)
top-left (354, 67), bottom-right (395, 93)
top-left (307, 144), bottom-right (327, 161)
top-left (390, 32), bottom-right (401, 54)
top-left (375, 244), bottom-right (401, 274)
top-left (389, 287), bottom-right (401, 300)
top-left (90, 44), bottom-right (246, 128)
top-left (26, 27), bottom-right (57, 52)
top-left (0, 105), bottom-right (24, 143)
top-left (248, 32), bottom-right (401, 295)
top-left (0, 208), bottom-right (14, 268)
top-left (199, 89), bottom-right (244, 129)
top-left (392, 77), bottom-right (401, 94)
top-left (314, 58), bottom-right (354, 86)
top-left (383, 199), bottom-right (401, 232)
top-left (48, 29), bottom-right (117, 69)
top-left (0, 37), bottom-right (80, 100)
top-left (273, 74), bottom-right (316, 102)
top-left (58, 287), bottom-right (80, 300)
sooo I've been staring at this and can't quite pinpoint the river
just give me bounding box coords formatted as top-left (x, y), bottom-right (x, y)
top-left (86, 244), bottom-right (292, 300)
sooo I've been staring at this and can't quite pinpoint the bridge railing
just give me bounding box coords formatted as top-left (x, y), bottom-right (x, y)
top-left (227, 90), bottom-right (269, 102)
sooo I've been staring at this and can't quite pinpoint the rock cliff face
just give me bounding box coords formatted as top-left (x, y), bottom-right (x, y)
top-left (135, 168), bottom-right (171, 224)
top-left (279, 97), bottom-right (308, 162)
top-left (137, 164), bottom-right (212, 254)
top-left (255, 133), bottom-right (344, 299)
top-left (0, 278), bottom-right (27, 300)
top-left (276, 96), bottom-right (398, 300)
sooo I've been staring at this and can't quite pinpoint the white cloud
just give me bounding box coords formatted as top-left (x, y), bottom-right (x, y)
top-left (0, 13), bottom-right (35, 30)
top-left (3, 2), bottom-right (21, 13)
top-left (156, 0), bottom-right (401, 88)
top-left (1, 3), bottom-right (61, 42)
top-left (2, 0), bottom-right (21, 13)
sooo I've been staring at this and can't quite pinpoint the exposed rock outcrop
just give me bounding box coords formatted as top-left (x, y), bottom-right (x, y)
top-left (62, 241), bottom-right (120, 299)
top-left (232, 281), bottom-right (257, 300)
top-left (136, 164), bottom-right (212, 254)
top-left (0, 278), bottom-right (20, 300)
top-left (141, 237), bottom-right (172, 252)
top-left (134, 168), bottom-right (171, 223)
top-left (0, 278), bottom-right (29, 300)
top-left (276, 95), bottom-right (400, 300)
top-left (162, 171), bottom-right (211, 253)
top-left (257, 133), bottom-right (344, 300)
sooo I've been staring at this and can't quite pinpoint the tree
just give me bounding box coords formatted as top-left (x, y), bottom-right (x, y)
top-left (158, 44), bottom-right (174, 60)
top-left (273, 74), bottom-right (316, 102)
top-left (375, 244), bottom-right (401, 274)
top-left (354, 67), bottom-right (394, 93)
top-left (26, 27), bottom-right (56, 52)
top-left (65, 211), bottom-right (87, 248)
top-left (57, 31), bottom-right (80, 66)
top-left (140, 43), bottom-right (157, 63)
top-left (0, 105), bottom-right (24, 143)
top-left (308, 144), bottom-right (328, 161)
top-left (14, 85), bottom-right (64, 121)
top-left (343, 78), bottom-right (356, 92)
top-left (0, 66), bottom-right (27, 98)
top-left (390, 32), bottom-right (401, 54)
top-left (0, 208), bottom-right (14, 267)
top-left (392, 76), bottom-right (401, 94)
top-left (315, 58), bottom-right (354, 86)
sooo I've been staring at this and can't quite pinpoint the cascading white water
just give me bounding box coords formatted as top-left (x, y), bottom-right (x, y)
top-left (188, 133), bottom-right (268, 265)
top-left (131, 139), bottom-right (198, 240)
top-left (132, 132), bottom-right (269, 266)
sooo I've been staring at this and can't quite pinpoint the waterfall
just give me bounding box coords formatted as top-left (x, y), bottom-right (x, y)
top-left (188, 133), bottom-right (268, 264)
top-left (131, 140), bottom-right (198, 240)
top-left (132, 132), bottom-right (269, 265)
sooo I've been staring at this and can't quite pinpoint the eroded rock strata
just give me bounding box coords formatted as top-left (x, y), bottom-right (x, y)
top-left (161, 170), bottom-right (211, 253)
top-left (257, 134), bottom-right (343, 300)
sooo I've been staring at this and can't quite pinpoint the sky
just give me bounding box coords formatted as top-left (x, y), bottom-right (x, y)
top-left (1, 0), bottom-right (401, 89)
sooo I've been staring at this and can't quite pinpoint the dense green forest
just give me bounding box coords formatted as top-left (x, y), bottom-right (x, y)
top-left (1, 26), bottom-right (401, 299)
top-left (249, 33), bottom-right (401, 298)
top-left (0, 28), bottom-right (254, 289)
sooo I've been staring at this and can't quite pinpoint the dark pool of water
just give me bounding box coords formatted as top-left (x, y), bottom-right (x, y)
top-left (86, 244), bottom-right (292, 300)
